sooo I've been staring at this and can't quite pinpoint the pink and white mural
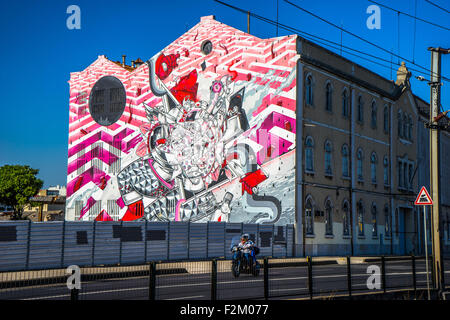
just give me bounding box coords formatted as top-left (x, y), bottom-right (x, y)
top-left (66, 16), bottom-right (298, 225)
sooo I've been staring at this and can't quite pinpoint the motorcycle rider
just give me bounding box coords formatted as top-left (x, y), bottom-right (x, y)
top-left (238, 234), bottom-right (255, 267)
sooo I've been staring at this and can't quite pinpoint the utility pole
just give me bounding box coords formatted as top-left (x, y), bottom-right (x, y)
top-left (428, 47), bottom-right (450, 291)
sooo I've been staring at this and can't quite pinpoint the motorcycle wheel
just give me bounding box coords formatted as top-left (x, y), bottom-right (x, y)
top-left (232, 262), bottom-right (240, 278)
top-left (251, 262), bottom-right (260, 277)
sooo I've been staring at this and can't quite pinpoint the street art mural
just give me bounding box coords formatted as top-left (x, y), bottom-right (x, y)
top-left (66, 16), bottom-right (297, 225)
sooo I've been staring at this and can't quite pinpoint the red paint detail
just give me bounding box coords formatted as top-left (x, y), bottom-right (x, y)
top-left (239, 169), bottom-right (267, 195)
top-left (95, 209), bottom-right (113, 221)
top-left (271, 42), bottom-right (275, 59)
top-left (73, 176), bottom-right (83, 193)
top-left (221, 159), bottom-right (227, 168)
top-left (170, 69), bottom-right (198, 104)
top-left (80, 129), bottom-right (88, 135)
top-left (156, 138), bottom-right (167, 145)
top-left (226, 60), bottom-right (239, 81)
top-left (137, 87), bottom-right (141, 96)
top-left (285, 121), bottom-right (292, 132)
top-left (218, 215), bottom-right (222, 222)
top-left (155, 53), bottom-right (180, 80)
top-left (219, 43), bottom-right (229, 54)
top-left (183, 48), bottom-right (189, 57)
top-left (99, 176), bottom-right (107, 190)
top-left (121, 200), bottom-right (144, 221)
top-left (247, 73), bottom-right (252, 81)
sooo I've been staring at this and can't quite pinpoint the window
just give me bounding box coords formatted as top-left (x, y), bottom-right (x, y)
top-left (371, 203), bottom-right (378, 238)
top-left (357, 148), bottom-right (364, 181)
top-left (342, 88), bottom-right (349, 117)
top-left (306, 75), bottom-right (313, 105)
top-left (343, 200), bottom-right (350, 237)
top-left (408, 163), bottom-right (414, 190)
top-left (324, 140), bottom-right (333, 176)
top-left (408, 115), bottom-right (413, 141)
top-left (383, 105), bottom-right (389, 133)
top-left (342, 144), bottom-right (349, 178)
top-left (325, 199), bottom-right (333, 236)
top-left (357, 201), bottom-right (364, 237)
top-left (398, 161), bottom-right (404, 189)
top-left (371, 101), bottom-right (377, 128)
top-left (395, 208), bottom-right (399, 237)
top-left (325, 82), bottom-right (332, 112)
top-left (305, 136), bottom-right (314, 172)
top-left (384, 205), bottom-right (391, 238)
top-left (398, 110), bottom-right (402, 138)
top-left (357, 96), bottom-right (364, 123)
top-left (371, 152), bottom-right (377, 184)
top-left (403, 113), bottom-right (408, 139)
top-left (74, 200), bottom-right (83, 221)
top-left (305, 197), bottom-right (314, 235)
top-left (383, 156), bottom-right (389, 186)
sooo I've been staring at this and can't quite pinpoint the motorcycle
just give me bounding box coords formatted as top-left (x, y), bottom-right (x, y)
top-left (230, 236), bottom-right (261, 278)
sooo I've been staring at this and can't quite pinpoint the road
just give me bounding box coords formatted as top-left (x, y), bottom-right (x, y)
top-left (0, 258), bottom-right (449, 300)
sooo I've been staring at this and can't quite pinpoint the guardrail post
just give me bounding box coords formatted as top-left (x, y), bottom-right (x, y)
top-left (307, 256), bottom-right (313, 300)
top-left (347, 256), bottom-right (352, 298)
top-left (211, 259), bottom-right (217, 301)
top-left (148, 261), bottom-right (156, 300)
top-left (264, 257), bottom-right (269, 300)
top-left (381, 256), bottom-right (386, 293)
top-left (411, 255), bottom-right (417, 294)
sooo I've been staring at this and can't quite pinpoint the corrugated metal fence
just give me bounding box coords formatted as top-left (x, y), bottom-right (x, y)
top-left (0, 221), bottom-right (294, 271)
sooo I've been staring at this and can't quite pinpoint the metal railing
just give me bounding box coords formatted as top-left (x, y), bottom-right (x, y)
top-left (0, 255), bottom-right (448, 300)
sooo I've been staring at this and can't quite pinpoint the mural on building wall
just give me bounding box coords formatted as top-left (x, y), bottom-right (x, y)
top-left (66, 17), bottom-right (297, 225)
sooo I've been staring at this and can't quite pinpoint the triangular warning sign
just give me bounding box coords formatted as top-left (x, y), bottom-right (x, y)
top-left (414, 186), bottom-right (433, 205)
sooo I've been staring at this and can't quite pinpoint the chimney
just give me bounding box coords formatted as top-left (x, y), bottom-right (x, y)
top-left (131, 60), bottom-right (135, 68)
top-left (122, 55), bottom-right (126, 67)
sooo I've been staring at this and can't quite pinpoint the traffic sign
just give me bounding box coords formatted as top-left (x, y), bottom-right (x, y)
top-left (414, 186), bottom-right (433, 205)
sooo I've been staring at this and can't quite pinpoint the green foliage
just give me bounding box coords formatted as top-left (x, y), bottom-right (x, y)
top-left (0, 165), bottom-right (43, 220)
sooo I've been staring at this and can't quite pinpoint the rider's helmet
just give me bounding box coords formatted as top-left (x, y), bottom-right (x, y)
top-left (240, 233), bottom-right (249, 242)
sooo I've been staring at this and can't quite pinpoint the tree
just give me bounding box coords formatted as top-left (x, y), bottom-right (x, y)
top-left (0, 165), bottom-right (43, 220)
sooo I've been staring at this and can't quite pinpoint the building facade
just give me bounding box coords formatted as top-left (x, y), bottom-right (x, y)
top-left (65, 15), bottom-right (448, 256)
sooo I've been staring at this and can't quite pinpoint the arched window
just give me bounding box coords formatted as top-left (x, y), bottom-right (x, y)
top-left (305, 136), bottom-right (314, 172)
top-left (398, 110), bottom-right (403, 138)
top-left (357, 200), bottom-right (364, 237)
top-left (342, 200), bottom-right (350, 236)
top-left (384, 204), bottom-right (391, 237)
top-left (324, 140), bottom-right (333, 176)
top-left (357, 148), bottom-right (364, 181)
top-left (371, 203), bottom-right (378, 238)
top-left (306, 75), bottom-right (313, 105)
top-left (371, 101), bottom-right (377, 128)
top-left (408, 115), bottom-right (413, 141)
top-left (383, 156), bottom-right (389, 186)
top-left (305, 197), bottom-right (314, 235)
top-left (342, 88), bottom-right (349, 117)
top-left (325, 82), bottom-right (332, 111)
top-left (342, 144), bottom-right (349, 178)
top-left (403, 113), bottom-right (408, 139)
top-left (357, 96), bottom-right (364, 123)
top-left (325, 199), bottom-right (333, 236)
top-left (371, 152), bottom-right (378, 184)
top-left (383, 105), bottom-right (389, 133)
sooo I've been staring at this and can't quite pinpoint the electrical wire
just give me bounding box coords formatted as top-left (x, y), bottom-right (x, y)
top-left (425, 0), bottom-right (450, 14)
top-left (213, 0), bottom-right (450, 82)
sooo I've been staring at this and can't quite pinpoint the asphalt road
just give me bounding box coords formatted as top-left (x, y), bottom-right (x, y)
top-left (0, 258), bottom-right (449, 300)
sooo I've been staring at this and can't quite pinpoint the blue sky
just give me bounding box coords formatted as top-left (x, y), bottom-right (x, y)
top-left (0, 0), bottom-right (449, 188)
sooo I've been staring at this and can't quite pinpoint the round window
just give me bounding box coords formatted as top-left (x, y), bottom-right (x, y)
top-left (201, 40), bottom-right (213, 55)
top-left (89, 76), bottom-right (126, 126)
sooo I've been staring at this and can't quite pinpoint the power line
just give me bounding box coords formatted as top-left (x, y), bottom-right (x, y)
top-left (368, 0), bottom-right (450, 31)
top-left (425, 0), bottom-right (450, 14)
top-left (213, 0), bottom-right (450, 82)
